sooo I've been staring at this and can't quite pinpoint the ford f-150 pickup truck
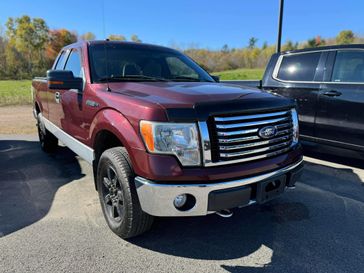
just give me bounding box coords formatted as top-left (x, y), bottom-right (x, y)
top-left (32, 41), bottom-right (303, 238)
top-left (229, 45), bottom-right (364, 153)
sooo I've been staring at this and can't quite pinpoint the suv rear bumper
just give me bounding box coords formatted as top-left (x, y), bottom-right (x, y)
top-left (135, 159), bottom-right (304, 217)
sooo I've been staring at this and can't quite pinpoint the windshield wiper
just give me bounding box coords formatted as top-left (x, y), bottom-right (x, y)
top-left (98, 75), bottom-right (168, 82)
top-left (171, 76), bottom-right (204, 82)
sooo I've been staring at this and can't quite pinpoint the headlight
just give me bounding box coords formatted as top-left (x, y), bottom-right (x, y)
top-left (140, 121), bottom-right (201, 166)
top-left (291, 108), bottom-right (299, 144)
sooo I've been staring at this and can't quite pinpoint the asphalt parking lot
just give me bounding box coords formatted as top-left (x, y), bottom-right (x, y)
top-left (1, 135), bottom-right (364, 273)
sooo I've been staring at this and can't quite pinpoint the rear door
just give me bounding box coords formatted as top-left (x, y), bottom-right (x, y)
top-left (269, 51), bottom-right (325, 137)
top-left (316, 50), bottom-right (364, 148)
top-left (48, 50), bottom-right (69, 128)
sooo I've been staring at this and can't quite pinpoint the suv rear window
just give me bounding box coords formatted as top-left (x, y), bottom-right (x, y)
top-left (332, 51), bottom-right (364, 82)
top-left (277, 52), bottom-right (321, 82)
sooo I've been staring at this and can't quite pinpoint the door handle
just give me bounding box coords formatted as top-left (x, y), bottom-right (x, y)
top-left (323, 90), bottom-right (342, 97)
top-left (55, 92), bottom-right (61, 103)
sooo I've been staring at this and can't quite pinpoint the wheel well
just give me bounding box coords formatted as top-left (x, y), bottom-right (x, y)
top-left (35, 103), bottom-right (40, 114)
top-left (92, 130), bottom-right (124, 190)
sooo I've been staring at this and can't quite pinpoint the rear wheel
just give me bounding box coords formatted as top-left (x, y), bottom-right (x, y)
top-left (97, 147), bottom-right (154, 238)
top-left (37, 113), bottom-right (58, 153)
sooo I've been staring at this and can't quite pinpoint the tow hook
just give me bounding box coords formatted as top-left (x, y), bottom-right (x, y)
top-left (215, 209), bottom-right (233, 218)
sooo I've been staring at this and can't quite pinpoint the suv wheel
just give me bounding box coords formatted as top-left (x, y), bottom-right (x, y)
top-left (37, 113), bottom-right (58, 153)
top-left (97, 147), bottom-right (154, 238)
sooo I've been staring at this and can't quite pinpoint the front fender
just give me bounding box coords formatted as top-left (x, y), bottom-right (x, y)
top-left (89, 108), bottom-right (146, 163)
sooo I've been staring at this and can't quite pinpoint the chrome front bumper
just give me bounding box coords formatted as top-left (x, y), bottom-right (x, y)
top-left (135, 159), bottom-right (304, 217)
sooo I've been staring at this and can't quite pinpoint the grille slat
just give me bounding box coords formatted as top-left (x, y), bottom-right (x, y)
top-left (214, 110), bottom-right (290, 122)
top-left (216, 116), bottom-right (290, 130)
top-left (220, 141), bottom-right (292, 158)
top-left (210, 109), bottom-right (294, 164)
top-left (219, 135), bottom-right (292, 151)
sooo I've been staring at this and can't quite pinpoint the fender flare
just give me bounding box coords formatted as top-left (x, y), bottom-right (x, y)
top-left (89, 108), bottom-right (146, 164)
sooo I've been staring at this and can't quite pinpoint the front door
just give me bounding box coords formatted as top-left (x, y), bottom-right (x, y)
top-left (267, 51), bottom-right (325, 137)
top-left (61, 48), bottom-right (88, 143)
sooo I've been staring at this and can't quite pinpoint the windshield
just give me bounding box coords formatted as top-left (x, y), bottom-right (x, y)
top-left (88, 43), bottom-right (214, 83)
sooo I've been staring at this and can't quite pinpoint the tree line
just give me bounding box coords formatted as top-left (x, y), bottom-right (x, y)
top-left (0, 15), bottom-right (362, 80)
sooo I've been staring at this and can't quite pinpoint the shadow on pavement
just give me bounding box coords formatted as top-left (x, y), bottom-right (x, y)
top-left (0, 140), bottom-right (84, 237)
top-left (130, 152), bottom-right (364, 272)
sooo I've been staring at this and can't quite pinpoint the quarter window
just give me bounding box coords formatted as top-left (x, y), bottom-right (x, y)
top-left (277, 52), bottom-right (321, 82)
top-left (331, 51), bottom-right (364, 82)
top-left (64, 49), bottom-right (83, 78)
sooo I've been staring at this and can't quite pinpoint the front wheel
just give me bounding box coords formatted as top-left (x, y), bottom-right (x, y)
top-left (97, 147), bottom-right (154, 238)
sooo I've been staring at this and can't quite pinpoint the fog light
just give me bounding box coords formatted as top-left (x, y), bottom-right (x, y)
top-left (174, 194), bottom-right (187, 208)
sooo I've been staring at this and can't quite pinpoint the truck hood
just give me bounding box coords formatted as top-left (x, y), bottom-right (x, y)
top-left (107, 81), bottom-right (293, 121)
top-left (109, 82), bottom-right (262, 108)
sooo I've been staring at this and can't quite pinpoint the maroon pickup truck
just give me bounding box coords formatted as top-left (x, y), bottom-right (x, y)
top-left (32, 40), bottom-right (303, 238)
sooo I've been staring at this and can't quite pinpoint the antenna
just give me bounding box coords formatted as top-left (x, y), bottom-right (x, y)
top-left (102, 0), bottom-right (111, 91)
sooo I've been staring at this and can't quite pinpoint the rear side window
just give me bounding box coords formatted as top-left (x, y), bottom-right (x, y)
top-left (277, 52), bottom-right (321, 82)
top-left (54, 51), bottom-right (67, 70)
top-left (331, 51), bottom-right (364, 82)
top-left (64, 49), bottom-right (82, 78)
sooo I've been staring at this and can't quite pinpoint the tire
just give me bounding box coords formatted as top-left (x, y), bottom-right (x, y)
top-left (37, 113), bottom-right (58, 153)
top-left (97, 147), bottom-right (154, 238)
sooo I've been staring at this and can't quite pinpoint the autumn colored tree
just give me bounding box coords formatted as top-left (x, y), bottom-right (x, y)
top-left (46, 29), bottom-right (77, 65)
top-left (108, 34), bottom-right (127, 41)
top-left (130, 34), bottom-right (142, 43)
top-left (5, 15), bottom-right (49, 78)
top-left (336, 30), bottom-right (355, 45)
top-left (80, 32), bottom-right (96, 41)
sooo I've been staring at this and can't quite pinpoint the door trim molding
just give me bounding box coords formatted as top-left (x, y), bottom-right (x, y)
top-left (301, 134), bottom-right (364, 152)
top-left (41, 115), bottom-right (94, 164)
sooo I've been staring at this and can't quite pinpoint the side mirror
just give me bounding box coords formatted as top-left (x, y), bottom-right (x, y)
top-left (47, 70), bottom-right (83, 91)
top-left (211, 75), bottom-right (220, 83)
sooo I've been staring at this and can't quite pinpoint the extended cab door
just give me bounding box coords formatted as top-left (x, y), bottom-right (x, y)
top-left (48, 50), bottom-right (68, 127)
top-left (265, 51), bottom-right (326, 137)
top-left (316, 50), bottom-right (364, 148)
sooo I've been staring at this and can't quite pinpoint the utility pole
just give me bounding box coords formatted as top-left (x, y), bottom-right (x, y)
top-left (276, 0), bottom-right (284, 53)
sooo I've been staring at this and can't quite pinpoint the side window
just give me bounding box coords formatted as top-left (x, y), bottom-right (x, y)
top-left (277, 52), bottom-right (321, 82)
top-left (166, 56), bottom-right (199, 79)
top-left (54, 51), bottom-right (67, 70)
top-left (64, 49), bottom-right (82, 78)
top-left (331, 51), bottom-right (364, 82)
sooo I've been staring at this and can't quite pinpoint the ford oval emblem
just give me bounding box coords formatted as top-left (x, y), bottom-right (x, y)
top-left (258, 126), bottom-right (277, 139)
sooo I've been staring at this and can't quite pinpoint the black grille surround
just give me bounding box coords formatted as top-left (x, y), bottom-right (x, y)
top-left (209, 109), bottom-right (294, 164)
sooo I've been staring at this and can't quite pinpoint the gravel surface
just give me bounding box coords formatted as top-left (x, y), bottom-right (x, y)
top-left (1, 135), bottom-right (364, 273)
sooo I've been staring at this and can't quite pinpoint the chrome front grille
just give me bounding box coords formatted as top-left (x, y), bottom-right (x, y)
top-left (209, 109), bottom-right (294, 165)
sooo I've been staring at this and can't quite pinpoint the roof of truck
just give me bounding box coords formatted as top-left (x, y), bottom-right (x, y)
top-left (281, 44), bottom-right (364, 55)
top-left (62, 40), bottom-right (178, 52)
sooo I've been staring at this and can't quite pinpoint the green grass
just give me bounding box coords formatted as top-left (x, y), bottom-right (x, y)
top-left (0, 71), bottom-right (263, 106)
top-left (0, 80), bottom-right (33, 106)
top-left (213, 68), bottom-right (264, 80)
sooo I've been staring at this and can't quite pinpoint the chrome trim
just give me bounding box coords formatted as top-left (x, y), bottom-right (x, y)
top-left (217, 128), bottom-right (258, 137)
top-left (214, 110), bottom-right (289, 122)
top-left (219, 135), bottom-right (260, 144)
top-left (198, 121), bottom-right (212, 166)
top-left (215, 116), bottom-right (290, 129)
top-left (41, 116), bottom-right (94, 164)
top-left (220, 141), bottom-right (291, 158)
top-left (219, 135), bottom-right (292, 151)
top-left (135, 159), bottom-right (304, 217)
